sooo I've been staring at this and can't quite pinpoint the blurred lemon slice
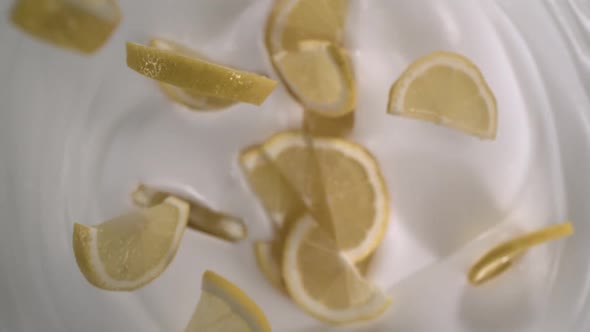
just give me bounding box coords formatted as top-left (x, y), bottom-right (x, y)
top-left (73, 196), bottom-right (189, 291)
top-left (131, 184), bottom-right (246, 242)
top-left (11, 0), bottom-right (121, 54)
top-left (185, 270), bottom-right (271, 332)
top-left (468, 222), bottom-right (574, 285)
top-left (388, 51), bottom-right (497, 139)
top-left (126, 42), bottom-right (277, 105)
top-left (254, 241), bottom-right (285, 292)
top-left (262, 131), bottom-right (390, 262)
top-left (149, 38), bottom-right (237, 111)
top-left (303, 110), bottom-right (354, 137)
top-left (265, 0), bottom-right (349, 53)
top-left (282, 215), bottom-right (391, 324)
top-left (239, 146), bottom-right (305, 228)
top-left (273, 40), bottom-right (355, 117)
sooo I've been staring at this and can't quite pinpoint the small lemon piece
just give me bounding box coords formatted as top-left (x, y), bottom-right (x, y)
top-left (73, 196), bottom-right (189, 291)
top-left (303, 110), bottom-right (354, 137)
top-left (126, 42), bottom-right (277, 105)
top-left (185, 270), bottom-right (271, 332)
top-left (388, 51), bottom-right (497, 139)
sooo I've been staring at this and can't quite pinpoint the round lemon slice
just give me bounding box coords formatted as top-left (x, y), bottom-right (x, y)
top-left (468, 222), bottom-right (574, 285)
top-left (239, 146), bottom-right (305, 228)
top-left (185, 270), bottom-right (271, 332)
top-left (282, 215), bottom-right (391, 324)
top-left (388, 51), bottom-right (497, 139)
top-left (265, 0), bottom-right (349, 53)
top-left (262, 131), bottom-right (390, 262)
top-left (126, 42), bottom-right (277, 105)
top-left (273, 40), bottom-right (356, 117)
top-left (149, 38), bottom-right (237, 111)
top-left (73, 196), bottom-right (190, 291)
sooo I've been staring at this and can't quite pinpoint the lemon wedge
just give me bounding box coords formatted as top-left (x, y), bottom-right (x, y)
top-left (282, 215), bottom-right (391, 324)
top-left (185, 270), bottom-right (271, 332)
top-left (11, 0), bottom-right (121, 54)
top-left (126, 42), bottom-right (277, 105)
top-left (73, 196), bottom-right (189, 291)
top-left (273, 40), bottom-right (355, 116)
top-left (388, 51), bottom-right (497, 139)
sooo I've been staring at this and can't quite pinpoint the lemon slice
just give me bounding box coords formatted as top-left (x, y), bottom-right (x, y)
top-left (282, 215), bottom-right (391, 324)
top-left (239, 147), bottom-right (305, 228)
top-left (273, 41), bottom-right (356, 117)
top-left (262, 131), bottom-right (390, 262)
top-left (468, 222), bottom-right (574, 285)
top-left (73, 196), bottom-right (189, 291)
top-left (149, 38), bottom-right (237, 111)
top-left (387, 51), bottom-right (497, 139)
top-left (303, 110), bottom-right (354, 137)
top-left (11, 0), bottom-right (121, 54)
top-left (131, 184), bottom-right (247, 242)
top-left (254, 241), bottom-right (285, 292)
top-left (186, 270), bottom-right (271, 332)
top-left (265, 0), bottom-right (349, 53)
top-left (126, 42), bottom-right (277, 105)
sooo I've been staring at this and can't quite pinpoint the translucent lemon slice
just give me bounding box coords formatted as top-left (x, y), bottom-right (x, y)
top-left (73, 196), bottom-right (189, 291)
top-left (131, 184), bottom-right (246, 242)
top-left (282, 214), bottom-right (391, 324)
top-left (149, 38), bottom-right (237, 111)
top-left (11, 0), bottom-right (121, 54)
top-left (126, 42), bottom-right (277, 105)
top-left (185, 270), bottom-right (271, 332)
top-left (468, 222), bottom-right (574, 285)
top-left (388, 51), bottom-right (497, 139)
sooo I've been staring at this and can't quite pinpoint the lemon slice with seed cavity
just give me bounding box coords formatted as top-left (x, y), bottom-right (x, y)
top-left (265, 0), bottom-right (349, 53)
top-left (73, 196), bottom-right (189, 291)
top-left (149, 38), bottom-right (237, 111)
top-left (126, 42), bottom-right (277, 105)
top-left (468, 222), bottom-right (574, 285)
top-left (282, 215), bottom-right (391, 324)
top-left (185, 270), bottom-right (271, 332)
top-left (273, 40), bottom-right (356, 117)
top-left (388, 51), bottom-right (497, 139)
top-left (11, 0), bottom-right (121, 54)
top-left (262, 131), bottom-right (390, 262)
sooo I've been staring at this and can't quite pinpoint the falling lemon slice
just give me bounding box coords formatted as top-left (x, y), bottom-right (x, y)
top-left (265, 0), bottom-right (349, 53)
top-left (11, 0), bottom-right (121, 54)
top-left (239, 146), bottom-right (305, 228)
top-left (303, 110), bottom-right (354, 137)
top-left (387, 51), bottom-right (497, 139)
top-left (254, 241), bottom-right (286, 292)
top-left (185, 270), bottom-right (271, 332)
top-left (282, 214), bottom-right (391, 324)
top-left (468, 221), bottom-right (574, 285)
top-left (73, 196), bottom-right (189, 291)
top-left (262, 131), bottom-right (390, 262)
top-left (126, 42), bottom-right (278, 105)
top-left (149, 38), bottom-right (237, 111)
top-left (131, 184), bottom-right (247, 242)
top-left (273, 40), bottom-right (356, 117)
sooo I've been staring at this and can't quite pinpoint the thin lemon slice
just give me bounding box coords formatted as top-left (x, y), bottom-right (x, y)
top-left (273, 40), bottom-right (356, 117)
top-left (239, 147), bottom-right (305, 228)
top-left (388, 51), bottom-right (497, 139)
top-left (73, 196), bottom-right (189, 291)
top-left (11, 0), bottom-right (121, 54)
top-left (254, 241), bottom-right (285, 292)
top-left (149, 38), bottom-right (237, 111)
top-left (131, 184), bottom-right (246, 242)
top-left (185, 270), bottom-right (271, 332)
top-left (303, 110), bottom-right (354, 137)
top-left (468, 222), bottom-right (574, 285)
top-left (262, 131), bottom-right (390, 262)
top-left (126, 42), bottom-right (277, 105)
top-left (282, 215), bottom-right (391, 324)
top-left (265, 0), bottom-right (349, 53)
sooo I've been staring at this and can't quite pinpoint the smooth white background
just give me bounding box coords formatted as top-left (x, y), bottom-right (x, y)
top-left (0, 0), bottom-right (589, 331)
